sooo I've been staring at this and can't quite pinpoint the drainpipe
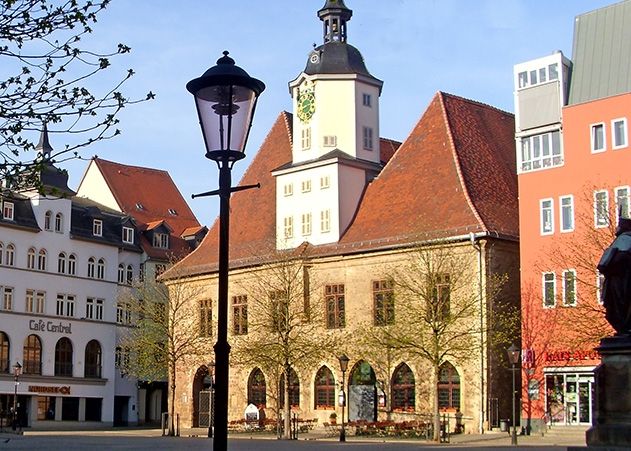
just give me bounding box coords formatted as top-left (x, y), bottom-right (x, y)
top-left (470, 232), bottom-right (485, 434)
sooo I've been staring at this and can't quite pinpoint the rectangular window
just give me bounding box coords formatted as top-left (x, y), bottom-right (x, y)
top-left (92, 219), bottom-right (103, 237)
top-left (301, 127), bottom-right (311, 150)
top-left (363, 126), bottom-right (374, 150)
top-left (548, 63), bottom-right (559, 80)
top-left (232, 295), bottom-right (248, 335)
top-left (301, 213), bottom-right (312, 236)
top-left (362, 93), bottom-right (372, 107)
top-left (615, 186), bottom-right (630, 221)
top-left (559, 195), bottom-right (574, 232)
top-left (612, 118), bottom-right (628, 149)
top-left (86, 298), bottom-right (103, 320)
top-left (320, 176), bottom-right (330, 189)
top-left (116, 304), bottom-right (123, 324)
top-left (538, 67), bottom-right (547, 83)
top-left (283, 183), bottom-right (293, 197)
top-left (26, 289), bottom-right (34, 313)
top-left (301, 180), bottom-right (311, 193)
top-left (283, 216), bottom-right (294, 239)
top-left (199, 298), bottom-right (212, 338)
top-left (597, 272), bottom-right (605, 305)
top-left (373, 280), bottom-right (394, 326)
top-left (540, 198), bottom-right (554, 235)
top-left (430, 274), bottom-right (451, 321)
top-left (594, 190), bottom-right (609, 228)
top-left (153, 233), bottom-right (169, 249)
top-left (591, 123), bottom-right (606, 153)
top-left (520, 130), bottom-right (562, 172)
top-left (2, 201), bottom-right (14, 221)
top-left (56, 294), bottom-right (75, 317)
top-left (542, 272), bottom-right (556, 308)
top-left (529, 69), bottom-right (537, 85)
top-left (562, 269), bottom-right (577, 307)
top-left (323, 135), bottom-right (337, 147)
top-left (2, 287), bottom-right (13, 310)
top-left (518, 71), bottom-right (528, 88)
top-left (320, 209), bottom-right (330, 233)
top-left (36, 291), bottom-right (45, 314)
top-left (325, 284), bottom-right (345, 329)
top-left (122, 226), bottom-right (134, 244)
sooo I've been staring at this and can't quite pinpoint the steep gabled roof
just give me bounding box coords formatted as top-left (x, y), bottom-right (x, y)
top-left (90, 158), bottom-right (200, 236)
top-left (169, 93), bottom-right (517, 278)
top-left (340, 92), bottom-right (517, 247)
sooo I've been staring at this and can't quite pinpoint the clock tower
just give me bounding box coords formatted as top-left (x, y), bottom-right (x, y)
top-left (273, 0), bottom-right (383, 249)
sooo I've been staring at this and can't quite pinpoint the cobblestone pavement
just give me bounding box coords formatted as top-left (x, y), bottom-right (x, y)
top-left (0, 426), bottom-right (589, 450)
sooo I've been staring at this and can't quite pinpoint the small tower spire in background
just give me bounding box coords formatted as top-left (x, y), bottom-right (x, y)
top-left (36, 123), bottom-right (53, 159)
top-left (317, 0), bottom-right (353, 44)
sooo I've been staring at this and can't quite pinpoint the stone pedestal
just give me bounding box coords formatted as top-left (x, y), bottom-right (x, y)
top-left (586, 335), bottom-right (631, 448)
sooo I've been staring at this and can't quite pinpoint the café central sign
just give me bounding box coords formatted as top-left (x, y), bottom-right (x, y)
top-left (29, 319), bottom-right (72, 334)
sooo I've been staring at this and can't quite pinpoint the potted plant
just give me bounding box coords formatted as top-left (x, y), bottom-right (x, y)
top-left (329, 412), bottom-right (337, 425)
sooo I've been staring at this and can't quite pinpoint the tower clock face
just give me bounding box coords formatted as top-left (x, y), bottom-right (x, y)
top-left (297, 89), bottom-right (316, 123)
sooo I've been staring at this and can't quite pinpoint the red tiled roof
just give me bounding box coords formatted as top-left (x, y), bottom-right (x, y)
top-left (169, 93), bottom-right (517, 278)
top-left (92, 158), bottom-right (200, 236)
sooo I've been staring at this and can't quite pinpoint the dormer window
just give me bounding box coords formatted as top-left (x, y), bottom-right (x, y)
top-left (153, 232), bottom-right (169, 249)
top-left (44, 211), bottom-right (52, 230)
top-left (2, 201), bottom-right (14, 221)
top-left (168, 208), bottom-right (178, 216)
top-left (135, 203), bottom-right (144, 210)
top-left (93, 219), bottom-right (103, 237)
top-left (55, 212), bottom-right (63, 232)
top-left (122, 226), bottom-right (134, 244)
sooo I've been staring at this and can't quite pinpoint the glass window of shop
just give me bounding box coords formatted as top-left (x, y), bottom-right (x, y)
top-left (61, 397), bottom-right (79, 421)
top-left (37, 396), bottom-right (56, 420)
top-left (545, 372), bottom-right (594, 425)
top-left (85, 398), bottom-right (102, 422)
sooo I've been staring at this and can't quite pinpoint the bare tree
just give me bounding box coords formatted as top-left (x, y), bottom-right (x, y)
top-left (0, 0), bottom-right (153, 189)
top-left (231, 247), bottom-right (339, 439)
top-left (119, 262), bottom-right (212, 436)
top-left (370, 244), bottom-right (506, 441)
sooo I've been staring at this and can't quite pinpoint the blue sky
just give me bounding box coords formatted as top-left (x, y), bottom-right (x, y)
top-left (58, 0), bottom-right (614, 224)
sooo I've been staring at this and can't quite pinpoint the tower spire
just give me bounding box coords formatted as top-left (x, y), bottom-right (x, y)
top-left (318, 0), bottom-right (352, 43)
top-left (36, 123), bottom-right (53, 159)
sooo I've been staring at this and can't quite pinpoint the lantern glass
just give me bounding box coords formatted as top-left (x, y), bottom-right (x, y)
top-left (194, 84), bottom-right (258, 162)
top-left (507, 344), bottom-right (520, 365)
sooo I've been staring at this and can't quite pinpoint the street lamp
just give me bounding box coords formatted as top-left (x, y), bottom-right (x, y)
top-left (187, 51), bottom-right (265, 451)
top-left (12, 361), bottom-right (22, 431)
top-left (208, 362), bottom-right (215, 439)
top-left (338, 354), bottom-right (350, 442)
top-left (506, 344), bottom-right (520, 446)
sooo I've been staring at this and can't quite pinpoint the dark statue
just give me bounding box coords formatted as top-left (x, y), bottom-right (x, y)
top-left (597, 217), bottom-right (631, 335)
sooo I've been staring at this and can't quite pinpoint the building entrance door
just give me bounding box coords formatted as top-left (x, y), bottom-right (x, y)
top-left (577, 377), bottom-right (593, 424)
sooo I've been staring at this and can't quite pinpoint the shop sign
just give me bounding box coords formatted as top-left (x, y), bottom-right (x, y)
top-left (28, 385), bottom-right (71, 395)
top-left (544, 349), bottom-right (599, 363)
top-left (29, 319), bottom-right (72, 334)
top-left (522, 348), bottom-right (535, 366)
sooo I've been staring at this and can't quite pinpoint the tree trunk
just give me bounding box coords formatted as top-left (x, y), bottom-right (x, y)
top-left (169, 364), bottom-right (176, 436)
top-left (433, 363), bottom-right (441, 442)
top-left (283, 368), bottom-right (291, 439)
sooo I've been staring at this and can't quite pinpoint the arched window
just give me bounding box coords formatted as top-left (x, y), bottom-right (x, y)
top-left (87, 257), bottom-right (95, 278)
top-left (44, 210), bottom-right (52, 231)
top-left (0, 332), bottom-right (9, 373)
top-left (68, 254), bottom-right (76, 275)
top-left (23, 334), bottom-right (42, 374)
top-left (97, 258), bottom-right (105, 279)
top-left (55, 337), bottom-right (73, 377)
top-left (58, 252), bottom-right (67, 273)
top-left (126, 264), bottom-right (133, 285)
top-left (84, 340), bottom-right (102, 378)
top-left (314, 366), bottom-right (335, 409)
top-left (392, 363), bottom-right (415, 411)
top-left (279, 366), bottom-right (300, 408)
top-left (38, 249), bottom-right (47, 270)
top-left (5, 244), bottom-right (15, 266)
top-left (247, 368), bottom-right (267, 408)
top-left (27, 247), bottom-right (36, 269)
top-left (55, 212), bottom-right (63, 232)
top-left (118, 264), bottom-right (125, 284)
top-left (438, 362), bottom-right (460, 410)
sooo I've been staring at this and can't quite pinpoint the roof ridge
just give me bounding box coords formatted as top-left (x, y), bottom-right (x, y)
top-left (438, 90), bottom-right (514, 118)
top-left (94, 157), bottom-right (171, 175)
top-left (437, 91), bottom-right (488, 230)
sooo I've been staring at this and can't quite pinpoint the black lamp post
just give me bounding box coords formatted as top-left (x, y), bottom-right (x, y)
top-left (187, 51), bottom-right (265, 451)
top-left (208, 362), bottom-right (215, 438)
top-left (12, 361), bottom-right (22, 430)
top-left (338, 354), bottom-right (350, 442)
top-left (507, 344), bottom-right (520, 446)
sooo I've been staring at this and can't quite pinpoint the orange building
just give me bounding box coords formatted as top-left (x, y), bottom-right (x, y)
top-left (514, 1), bottom-right (631, 432)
